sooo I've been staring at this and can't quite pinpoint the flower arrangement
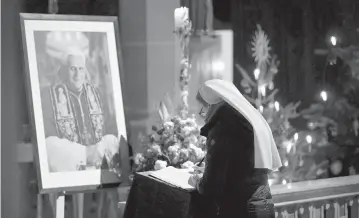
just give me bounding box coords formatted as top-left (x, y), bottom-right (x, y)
top-left (132, 7), bottom-right (207, 172)
top-left (133, 111), bottom-right (207, 172)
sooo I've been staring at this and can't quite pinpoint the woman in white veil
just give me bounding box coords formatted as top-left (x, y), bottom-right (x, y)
top-left (189, 79), bottom-right (281, 218)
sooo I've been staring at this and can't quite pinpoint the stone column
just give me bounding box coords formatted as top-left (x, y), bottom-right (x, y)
top-left (119, 0), bottom-right (181, 153)
top-left (2, 0), bottom-right (29, 217)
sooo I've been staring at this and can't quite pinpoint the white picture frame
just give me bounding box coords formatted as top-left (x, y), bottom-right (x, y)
top-left (20, 13), bottom-right (130, 193)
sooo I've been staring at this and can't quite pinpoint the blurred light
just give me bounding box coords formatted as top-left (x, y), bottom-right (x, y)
top-left (268, 179), bottom-right (274, 187)
top-left (330, 36), bottom-right (337, 46)
top-left (259, 105), bottom-right (264, 113)
top-left (212, 60), bottom-right (225, 72)
top-left (282, 179), bottom-right (287, 185)
top-left (320, 91), bottom-right (328, 102)
top-left (274, 101), bottom-right (280, 111)
top-left (259, 86), bottom-right (266, 96)
top-left (254, 68), bottom-right (260, 80)
top-left (306, 135), bottom-right (313, 144)
top-left (293, 133), bottom-right (299, 141)
top-left (308, 122), bottom-right (315, 130)
top-left (299, 158), bottom-right (304, 166)
top-left (285, 141), bottom-right (293, 153)
top-left (268, 82), bottom-right (274, 90)
top-left (284, 160), bottom-right (289, 167)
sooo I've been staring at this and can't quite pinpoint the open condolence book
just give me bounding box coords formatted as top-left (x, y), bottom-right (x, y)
top-left (149, 166), bottom-right (195, 191)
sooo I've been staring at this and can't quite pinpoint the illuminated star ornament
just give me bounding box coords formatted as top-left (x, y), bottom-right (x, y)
top-left (251, 25), bottom-right (271, 65)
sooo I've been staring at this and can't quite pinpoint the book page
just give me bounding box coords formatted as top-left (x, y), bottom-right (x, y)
top-left (149, 166), bottom-right (195, 191)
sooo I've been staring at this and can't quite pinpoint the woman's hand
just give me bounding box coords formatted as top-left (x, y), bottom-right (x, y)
top-left (193, 166), bottom-right (205, 174)
top-left (188, 173), bottom-right (203, 187)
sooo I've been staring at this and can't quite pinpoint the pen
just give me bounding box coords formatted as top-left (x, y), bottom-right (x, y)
top-left (196, 157), bottom-right (205, 166)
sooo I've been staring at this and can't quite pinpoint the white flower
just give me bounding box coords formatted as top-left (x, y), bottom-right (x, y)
top-left (172, 154), bottom-right (180, 164)
top-left (154, 160), bottom-right (167, 170)
top-left (181, 160), bottom-right (194, 169)
top-left (179, 119), bottom-right (187, 125)
top-left (188, 126), bottom-right (196, 133)
top-left (174, 7), bottom-right (189, 29)
top-left (150, 144), bottom-right (162, 155)
top-left (181, 126), bottom-right (192, 136)
top-left (186, 117), bottom-right (196, 126)
top-left (180, 148), bottom-right (190, 159)
top-left (184, 135), bottom-right (198, 144)
top-left (188, 143), bottom-right (196, 150)
top-left (184, 135), bottom-right (196, 144)
top-left (164, 121), bottom-right (175, 130)
top-left (198, 136), bottom-right (207, 145)
top-left (168, 144), bottom-right (180, 154)
top-left (189, 144), bottom-right (204, 160)
top-left (191, 146), bottom-right (205, 160)
top-left (171, 116), bottom-right (181, 123)
top-left (133, 153), bottom-right (145, 165)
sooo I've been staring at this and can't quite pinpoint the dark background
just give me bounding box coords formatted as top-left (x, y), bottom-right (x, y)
top-left (187, 0), bottom-right (359, 109)
top-left (26, 0), bottom-right (359, 115)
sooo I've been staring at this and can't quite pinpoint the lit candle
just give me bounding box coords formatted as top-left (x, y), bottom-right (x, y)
top-left (320, 91), bottom-right (328, 102)
top-left (254, 68), bottom-right (260, 80)
top-left (293, 133), bottom-right (299, 141)
top-left (306, 135), bottom-right (313, 152)
top-left (259, 86), bottom-right (266, 96)
top-left (306, 135), bottom-right (312, 144)
top-left (274, 101), bottom-right (280, 111)
top-left (259, 105), bottom-right (264, 113)
top-left (330, 36), bottom-right (337, 46)
top-left (284, 160), bottom-right (289, 167)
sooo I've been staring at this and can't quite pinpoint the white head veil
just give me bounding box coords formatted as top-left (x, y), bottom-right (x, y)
top-left (199, 79), bottom-right (282, 171)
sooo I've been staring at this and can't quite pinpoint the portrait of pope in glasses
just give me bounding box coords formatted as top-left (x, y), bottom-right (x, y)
top-left (35, 31), bottom-right (120, 173)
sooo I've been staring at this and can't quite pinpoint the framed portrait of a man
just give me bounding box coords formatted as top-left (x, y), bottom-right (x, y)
top-left (20, 13), bottom-right (129, 193)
